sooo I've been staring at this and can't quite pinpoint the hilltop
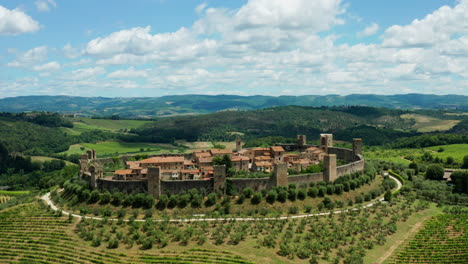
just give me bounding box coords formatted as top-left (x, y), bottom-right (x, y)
top-left (0, 94), bottom-right (467, 118)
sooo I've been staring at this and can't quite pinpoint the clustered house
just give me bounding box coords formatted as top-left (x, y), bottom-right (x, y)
top-left (112, 138), bottom-right (327, 181)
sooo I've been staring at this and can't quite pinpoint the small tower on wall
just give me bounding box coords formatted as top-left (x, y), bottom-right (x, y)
top-left (236, 137), bottom-right (242, 152)
top-left (296, 135), bottom-right (307, 146)
top-left (324, 154), bottom-right (337, 182)
top-left (353, 138), bottom-right (363, 161)
top-left (147, 166), bottom-right (161, 198)
top-left (272, 162), bottom-right (288, 187)
top-left (213, 165), bottom-right (227, 194)
top-left (320, 134), bottom-right (333, 152)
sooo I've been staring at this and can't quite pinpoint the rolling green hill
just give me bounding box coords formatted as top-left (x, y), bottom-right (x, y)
top-left (0, 94), bottom-right (467, 118)
top-left (131, 106), bottom-right (419, 145)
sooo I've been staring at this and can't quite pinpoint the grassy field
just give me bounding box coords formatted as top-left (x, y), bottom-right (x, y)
top-left (364, 203), bottom-right (443, 264)
top-left (59, 142), bottom-right (184, 157)
top-left (0, 190), bottom-right (30, 196)
top-left (364, 148), bottom-right (416, 165)
top-left (61, 117), bottom-right (152, 135)
top-left (31, 156), bottom-right (77, 166)
top-left (426, 144), bottom-right (468, 164)
top-left (401, 114), bottom-right (459, 132)
top-left (60, 141), bottom-right (238, 157)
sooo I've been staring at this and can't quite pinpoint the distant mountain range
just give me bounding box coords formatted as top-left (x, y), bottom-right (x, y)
top-left (0, 94), bottom-right (466, 118)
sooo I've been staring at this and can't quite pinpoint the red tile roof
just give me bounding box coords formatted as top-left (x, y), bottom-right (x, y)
top-left (210, 149), bottom-right (233, 155)
top-left (115, 169), bottom-right (133, 175)
top-left (270, 146), bottom-right (285, 152)
top-left (140, 156), bottom-right (184, 164)
top-left (254, 161), bottom-right (273, 167)
top-left (198, 156), bottom-right (213, 163)
top-left (231, 156), bottom-right (249, 161)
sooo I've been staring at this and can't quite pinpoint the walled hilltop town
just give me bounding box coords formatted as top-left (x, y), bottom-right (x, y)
top-left (79, 134), bottom-right (364, 198)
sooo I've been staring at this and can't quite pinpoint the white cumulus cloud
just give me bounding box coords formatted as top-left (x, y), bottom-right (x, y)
top-left (35, 0), bottom-right (57, 12)
top-left (7, 46), bottom-right (48, 68)
top-left (33, 61), bottom-right (61, 71)
top-left (0, 5), bottom-right (40, 35)
top-left (195, 2), bottom-right (208, 14)
top-left (358, 23), bottom-right (379, 37)
top-left (382, 0), bottom-right (468, 47)
top-left (107, 67), bottom-right (148, 78)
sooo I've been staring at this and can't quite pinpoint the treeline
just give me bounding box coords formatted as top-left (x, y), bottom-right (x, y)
top-left (0, 142), bottom-right (77, 189)
top-left (129, 106), bottom-right (416, 145)
top-left (0, 112), bottom-right (73, 127)
top-left (0, 117), bottom-right (118, 155)
top-left (389, 133), bottom-right (468, 149)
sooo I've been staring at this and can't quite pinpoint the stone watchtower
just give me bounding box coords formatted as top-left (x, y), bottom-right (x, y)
top-left (147, 166), bottom-right (161, 198)
top-left (320, 134), bottom-right (333, 152)
top-left (236, 137), bottom-right (242, 152)
top-left (213, 165), bottom-right (227, 193)
top-left (353, 138), bottom-right (363, 161)
top-left (296, 135), bottom-right (307, 146)
top-left (324, 154), bottom-right (337, 182)
top-left (272, 163), bottom-right (288, 187)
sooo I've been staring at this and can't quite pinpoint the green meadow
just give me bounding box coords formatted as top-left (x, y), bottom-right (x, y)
top-left (60, 141), bottom-right (184, 157)
top-left (426, 144), bottom-right (468, 164)
top-left (62, 117), bottom-right (152, 135)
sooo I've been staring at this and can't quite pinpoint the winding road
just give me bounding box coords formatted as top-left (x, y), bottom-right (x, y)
top-left (41, 175), bottom-right (402, 222)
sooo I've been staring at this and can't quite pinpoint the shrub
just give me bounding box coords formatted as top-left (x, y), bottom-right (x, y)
top-left (101, 207), bottom-right (112, 217)
top-left (89, 190), bottom-right (100, 203)
top-left (167, 195), bottom-right (178, 208)
top-left (425, 164), bottom-right (444, 180)
top-left (156, 195), bottom-right (169, 210)
top-left (364, 193), bottom-right (372, 201)
top-left (334, 184), bottom-right (343, 195)
top-left (191, 194), bottom-right (203, 208)
top-left (318, 186), bottom-right (327, 197)
top-left (288, 206), bottom-right (298, 215)
top-left (326, 185), bottom-right (335, 195)
top-left (178, 194), bottom-right (190, 208)
top-left (355, 195), bottom-right (363, 204)
top-left (251, 192), bottom-right (262, 205)
top-left (107, 238), bottom-right (119, 249)
top-left (277, 189), bottom-right (288, 202)
top-left (288, 188), bottom-right (297, 201)
top-left (236, 194), bottom-right (245, 204)
top-left (384, 190), bottom-right (392, 201)
top-left (243, 188), bottom-right (253, 198)
top-left (308, 187), bottom-right (318, 197)
top-left (297, 189), bottom-right (307, 200)
top-left (266, 190), bottom-right (278, 204)
top-left (304, 205), bottom-right (312, 213)
top-left (205, 193), bottom-right (217, 207)
top-left (463, 155), bottom-right (468, 169)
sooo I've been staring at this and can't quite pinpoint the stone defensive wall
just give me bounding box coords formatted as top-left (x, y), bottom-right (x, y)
top-left (287, 172), bottom-right (324, 186)
top-left (97, 178), bottom-right (147, 193)
top-left (161, 179), bottom-right (213, 195)
top-left (230, 177), bottom-right (272, 192)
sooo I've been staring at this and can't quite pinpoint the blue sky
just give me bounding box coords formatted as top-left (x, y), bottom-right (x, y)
top-left (0, 0), bottom-right (467, 98)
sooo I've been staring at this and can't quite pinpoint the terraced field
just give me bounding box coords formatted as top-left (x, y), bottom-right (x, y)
top-left (388, 213), bottom-right (468, 263)
top-left (0, 202), bottom-right (255, 264)
top-left (401, 114), bottom-right (460, 132)
top-left (0, 195), bottom-right (12, 204)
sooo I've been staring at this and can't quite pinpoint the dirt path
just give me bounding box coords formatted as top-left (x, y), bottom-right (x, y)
top-left (377, 220), bottom-right (425, 264)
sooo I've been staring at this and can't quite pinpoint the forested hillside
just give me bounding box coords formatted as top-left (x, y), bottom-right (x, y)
top-left (0, 94), bottom-right (466, 117)
top-left (130, 106), bottom-right (418, 145)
